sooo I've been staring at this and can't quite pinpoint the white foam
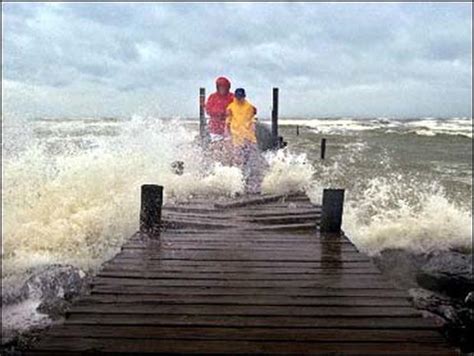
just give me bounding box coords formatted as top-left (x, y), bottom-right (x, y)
top-left (3, 117), bottom-right (238, 282)
top-left (2, 298), bottom-right (51, 341)
top-left (3, 117), bottom-right (312, 286)
top-left (261, 150), bottom-right (315, 195)
top-left (277, 117), bottom-right (472, 138)
top-left (342, 178), bottom-right (472, 255)
top-left (2, 116), bottom-right (471, 289)
top-left (2, 115), bottom-right (471, 340)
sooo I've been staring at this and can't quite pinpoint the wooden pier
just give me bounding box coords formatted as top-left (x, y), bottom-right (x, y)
top-left (29, 192), bottom-right (456, 354)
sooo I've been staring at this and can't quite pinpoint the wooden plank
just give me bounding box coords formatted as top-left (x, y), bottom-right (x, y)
top-left (90, 286), bottom-right (408, 297)
top-left (121, 245), bottom-right (358, 253)
top-left (163, 210), bottom-right (321, 218)
top-left (45, 325), bottom-right (444, 343)
top-left (105, 258), bottom-right (371, 266)
top-left (78, 294), bottom-right (411, 307)
top-left (111, 256), bottom-right (368, 264)
top-left (67, 304), bottom-right (420, 317)
top-left (96, 271), bottom-right (382, 281)
top-left (244, 222), bottom-right (318, 231)
top-left (100, 266), bottom-right (380, 274)
top-left (65, 313), bottom-right (437, 329)
top-left (237, 208), bottom-right (321, 217)
top-left (128, 236), bottom-right (351, 243)
top-left (244, 213), bottom-right (320, 220)
top-left (90, 277), bottom-right (396, 289)
top-left (123, 240), bottom-right (356, 247)
top-left (114, 250), bottom-right (369, 261)
top-left (136, 230), bottom-right (341, 238)
top-left (214, 194), bottom-right (293, 209)
top-left (162, 218), bottom-right (242, 230)
top-left (31, 337), bottom-right (457, 355)
top-left (153, 238), bottom-right (349, 245)
top-left (154, 230), bottom-right (330, 237)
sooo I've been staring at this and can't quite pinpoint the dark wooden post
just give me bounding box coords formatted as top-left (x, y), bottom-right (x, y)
top-left (279, 136), bottom-right (287, 148)
top-left (321, 138), bottom-right (327, 160)
top-left (271, 87), bottom-right (279, 148)
top-left (296, 125), bottom-right (299, 136)
top-left (140, 184), bottom-right (163, 236)
top-left (199, 88), bottom-right (206, 143)
top-left (320, 189), bottom-right (345, 233)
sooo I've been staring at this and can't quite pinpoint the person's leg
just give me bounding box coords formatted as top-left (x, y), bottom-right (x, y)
top-left (231, 143), bottom-right (244, 167)
top-left (243, 142), bottom-right (264, 195)
top-left (208, 134), bottom-right (229, 164)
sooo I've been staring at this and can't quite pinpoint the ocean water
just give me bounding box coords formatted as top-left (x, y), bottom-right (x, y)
top-left (2, 115), bottom-right (472, 335)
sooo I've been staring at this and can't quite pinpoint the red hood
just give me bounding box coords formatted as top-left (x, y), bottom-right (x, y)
top-left (216, 77), bottom-right (231, 91)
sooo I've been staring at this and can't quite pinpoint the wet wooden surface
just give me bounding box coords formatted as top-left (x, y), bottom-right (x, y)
top-left (29, 193), bottom-right (457, 355)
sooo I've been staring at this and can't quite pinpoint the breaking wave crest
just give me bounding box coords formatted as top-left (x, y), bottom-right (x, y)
top-left (343, 178), bottom-right (472, 255)
top-left (1, 116), bottom-right (472, 339)
top-left (2, 117), bottom-right (244, 284)
top-left (279, 116), bottom-right (472, 138)
top-left (2, 116), bottom-right (472, 291)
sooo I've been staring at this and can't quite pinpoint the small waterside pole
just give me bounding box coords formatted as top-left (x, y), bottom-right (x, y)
top-left (320, 189), bottom-right (345, 233)
top-left (296, 125), bottom-right (300, 136)
top-left (140, 184), bottom-right (163, 237)
top-left (271, 87), bottom-right (279, 148)
top-left (321, 138), bottom-right (327, 160)
top-left (199, 88), bottom-right (207, 143)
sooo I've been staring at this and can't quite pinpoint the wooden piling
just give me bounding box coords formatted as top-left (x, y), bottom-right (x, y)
top-left (321, 138), bottom-right (327, 160)
top-left (320, 189), bottom-right (345, 233)
top-left (199, 88), bottom-right (207, 143)
top-left (271, 87), bottom-right (279, 148)
top-left (296, 125), bottom-right (300, 136)
top-left (140, 184), bottom-right (163, 236)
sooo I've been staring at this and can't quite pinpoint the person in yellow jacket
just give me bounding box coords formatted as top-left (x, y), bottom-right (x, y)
top-left (225, 88), bottom-right (257, 148)
top-left (225, 88), bottom-right (262, 194)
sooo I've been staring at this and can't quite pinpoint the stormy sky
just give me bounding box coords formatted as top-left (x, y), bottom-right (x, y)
top-left (3, 2), bottom-right (472, 119)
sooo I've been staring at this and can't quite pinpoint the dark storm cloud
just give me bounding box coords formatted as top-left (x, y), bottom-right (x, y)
top-left (2, 2), bottom-right (471, 118)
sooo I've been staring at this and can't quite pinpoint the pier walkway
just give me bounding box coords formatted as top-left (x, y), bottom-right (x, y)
top-left (30, 193), bottom-right (456, 354)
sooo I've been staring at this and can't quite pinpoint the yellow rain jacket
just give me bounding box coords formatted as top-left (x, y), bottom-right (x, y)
top-left (226, 99), bottom-right (257, 146)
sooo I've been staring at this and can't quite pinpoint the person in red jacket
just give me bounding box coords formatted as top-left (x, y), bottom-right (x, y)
top-left (206, 77), bottom-right (234, 142)
top-left (205, 77), bottom-right (234, 163)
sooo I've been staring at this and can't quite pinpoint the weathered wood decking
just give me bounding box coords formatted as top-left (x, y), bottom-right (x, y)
top-left (30, 194), bottom-right (456, 354)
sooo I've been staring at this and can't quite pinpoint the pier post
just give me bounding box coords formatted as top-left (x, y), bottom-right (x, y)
top-left (271, 87), bottom-right (279, 148)
top-left (140, 184), bottom-right (163, 236)
top-left (321, 138), bottom-right (327, 160)
top-left (320, 189), bottom-right (345, 233)
top-left (199, 88), bottom-right (207, 144)
top-left (279, 136), bottom-right (287, 148)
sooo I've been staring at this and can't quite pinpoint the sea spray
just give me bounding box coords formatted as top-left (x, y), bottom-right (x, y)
top-left (2, 117), bottom-right (244, 285)
top-left (261, 149), bottom-right (315, 195)
top-left (2, 115), bottom-right (472, 339)
top-left (343, 178), bottom-right (472, 255)
top-left (279, 116), bottom-right (473, 138)
top-left (299, 132), bottom-right (472, 256)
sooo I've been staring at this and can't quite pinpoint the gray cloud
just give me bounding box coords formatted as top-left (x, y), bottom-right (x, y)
top-left (3, 2), bottom-right (472, 118)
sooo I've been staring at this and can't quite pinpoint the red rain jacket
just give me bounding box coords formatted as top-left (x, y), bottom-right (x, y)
top-left (206, 77), bottom-right (234, 135)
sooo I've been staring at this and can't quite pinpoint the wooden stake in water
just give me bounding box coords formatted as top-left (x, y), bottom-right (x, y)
top-left (320, 189), bottom-right (345, 233)
top-left (140, 184), bottom-right (163, 237)
top-left (272, 87), bottom-right (279, 148)
top-left (321, 138), bottom-right (327, 160)
top-left (296, 125), bottom-right (300, 136)
top-left (199, 88), bottom-right (207, 143)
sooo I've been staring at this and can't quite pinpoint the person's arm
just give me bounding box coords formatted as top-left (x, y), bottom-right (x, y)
top-left (251, 105), bottom-right (257, 132)
top-left (225, 108), bottom-right (232, 137)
